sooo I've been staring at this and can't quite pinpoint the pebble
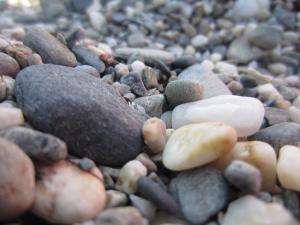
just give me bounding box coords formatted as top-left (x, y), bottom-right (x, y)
top-left (249, 122), bottom-right (300, 153)
top-left (23, 28), bottom-right (77, 66)
top-left (160, 111), bottom-right (172, 129)
top-left (229, 0), bottom-right (270, 20)
top-left (274, 6), bottom-right (296, 30)
top-left (75, 65), bottom-right (100, 78)
top-left (1, 75), bottom-right (15, 100)
top-left (130, 60), bottom-right (146, 74)
top-left (116, 160), bottom-right (147, 194)
top-left (191, 34), bottom-right (208, 48)
top-left (294, 96), bottom-right (300, 109)
top-left (268, 63), bottom-right (288, 76)
top-left (224, 160), bottom-right (262, 193)
top-left (165, 80), bottom-right (203, 107)
top-left (264, 107), bottom-right (289, 125)
top-left (227, 38), bottom-right (255, 63)
top-left (163, 122), bottom-right (237, 171)
top-left (240, 75), bottom-right (258, 88)
top-left (227, 80), bottom-right (244, 95)
top-left (172, 95), bottom-right (265, 137)
top-left (0, 126), bottom-right (67, 163)
top-left (88, 11), bottom-right (107, 34)
top-left (134, 94), bottom-right (165, 117)
top-left (120, 72), bottom-right (148, 96)
top-left (277, 146), bottom-right (300, 192)
top-left (71, 0), bottom-right (93, 13)
top-left (0, 52), bottom-right (20, 78)
top-left (129, 195), bottom-right (157, 221)
top-left (212, 141), bottom-right (277, 191)
top-left (222, 195), bottom-right (299, 225)
top-left (106, 190), bottom-right (128, 208)
top-left (15, 64), bottom-right (144, 166)
top-left (282, 190), bottom-right (300, 219)
top-left (32, 160), bottom-right (106, 224)
top-left (288, 106), bottom-right (300, 124)
top-left (141, 67), bottom-right (159, 89)
top-left (0, 107), bottom-right (24, 129)
top-left (215, 62), bottom-right (239, 78)
top-left (169, 166), bottom-right (229, 225)
top-left (27, 53), bottom-right (43, 65)
top-left (136, 153), bottom-right (157, 173)
top-left (143, 118), bottom-right (166, 154)
top-left (0, 138), bottom-right (35, 221)
top-left (115, 63), bottom-right (130, 78)
top-left (128, 32), bottom-right (147, 47)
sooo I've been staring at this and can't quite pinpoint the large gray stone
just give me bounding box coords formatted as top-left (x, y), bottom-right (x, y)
top-left (15, 64), bottom-right (144, 166)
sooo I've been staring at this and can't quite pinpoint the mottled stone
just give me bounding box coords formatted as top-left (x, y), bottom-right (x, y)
top-left (134, 94), bottom-right (165, 117)
top-left (120, 72), bottom-right (147, 97)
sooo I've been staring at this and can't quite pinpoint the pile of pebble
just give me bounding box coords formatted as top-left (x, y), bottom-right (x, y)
top-left (0, 0), bottom-right (300, 224)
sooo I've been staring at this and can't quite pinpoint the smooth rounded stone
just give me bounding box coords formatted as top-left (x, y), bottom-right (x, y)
top-left (128, 32), bottom-right (147, 47)
top-left (1, 75), bottom-right (15, 100)
top-left (95, 207), bottom-right (147, 225)
top-left (137, 176), bottom-right (180, 215)
top-left (27, 53), bottom-right (43, 65)
top-left (277, 146), bottom-right (300, 192)
top-left (141, 67), bottom-right (159, 89)
top-left (165, 80), bottom-right (203, 107)
top-left (240, 75), bottom-right (258, 88)
top-left (212, 141), bottom-right (277, 191)
top-left (274, 6), bottom-right (296, 30)
top-left (160, 111), bottom-right (172, 129)
top-left (169, 166), bottom-right (229, 225)
top-left (288, 106), bottom-right (300, 124)
top-left (115, 63), bottom-right (130, 78)
top-left (23, 28), bottom-right (77, 67)
top-left (129, 195), bottom-right (157, 221)
top-left (75, 65), bottom-right (100, 78)
top-left (249, 122), bottom-right (300, 153)
top-left (214, 62), bottom-right (238, 78)
top-left (106, 190), bottom-right (128, 208)
top-left (268, 63), bottom-right (287, 76)
top-left (143, 118), bottom-right (166, 154)
top-left (15, 64), bottom-right (144, 166)
top-left (40, 0), bottom-right (66, 20)
top-left (0, 138), bottom-right (35, 221)
top-left (222, 196), bottom-right (299, 225)
top-left (227, 81), bottom-right (244, 95)
top-left (116, 160), bottom-right (147, 194)
top-left (264, 107), bottom-right (289, 125)
top-left (227, 38), bottom-right (255, 64)
top-left (248, 25), bottom-right (282, 50)
top-left (282, 189), bottom-right (300, 219)
top-left (0, 52), bottom-right (20, 78)
top-left (191, 35), bottom-right (208, 48)
top-left (163, 122), bottom-right (237, 171)
top-left (172, 95), bottom-right (264, 137)
top-left (294, 96), bottom-right (300, 109)
top-left (130, 61), bottom-right (146, 74)
top-left (0, 107), bottom-right (24, 129)
top-left (120, 72), bottom-right (148, 97)
top-left (136, 153), bottom-right (157, 173)
top-left (113, 82), bottom-right (131, 96)
top-left (0, 126), bottom-right (67, 163)
top-left (256, 83), bottom-right (282, 101)
top-left (134, 94), bottom-right (165, 117)
top-left (72, 46), bottom-right (106, 73)
top-left (32, 160), bottom-right (106, 224)
top-left (224, 160), bottom-right (262, 193)
top-left (88, 11), bottom-right (107, 34)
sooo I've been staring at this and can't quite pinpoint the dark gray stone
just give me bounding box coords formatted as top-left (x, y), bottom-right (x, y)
top-left (120, 72), bottom-right (147, 97)
top-left (0, 52), bottom-right (20, 78)
top-left (169, 166), bottom-right (229, 225)
top-left (0, 126), bottom-right (67, 163)
top-left (15, 64), bottom-right (144, 166)
top-left (249, 122), bottom-right (300, 153)
top-left (71, 0), bottom-right (92, 13)
top-left (134, 94), bottom-right (165, 117)
top-left (282, 190), bottom-right (300, 219)
top-left (24, 28), bottom-right (77, 67)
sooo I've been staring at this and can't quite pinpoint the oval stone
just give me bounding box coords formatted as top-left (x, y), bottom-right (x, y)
top-left (172, 95), bottom-right (265, 137)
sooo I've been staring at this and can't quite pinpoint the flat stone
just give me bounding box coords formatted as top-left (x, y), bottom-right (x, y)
top-left (15, 64), bottom-right (144, 166)
top-left (134, 94), bottom-right (165, 117)
top-left (169, 166), bottom-right (229, 225)
top-left (0, 52), bottom-right (20, 78)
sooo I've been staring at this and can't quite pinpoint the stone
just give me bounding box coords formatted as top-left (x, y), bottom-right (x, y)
top-left (288, 106), bottom-right (300, 124)
top-left (134, 94), bottom-right (165, 117)
top-left (24, 28), bottom-right (77, 67)
top-left (163, 122), bottom-right (237, 171)
top-left (165, 80), bottom-right (203, 107)
top-left (268, 63), bottom-right (287, 76)
top-left (222, 196), bottom-right (299, 225)
top-left (95, 207), bottom-right (147, 225)
top-left (15, 64), bottom-right (144, 166)
top-left (256, 83), bottom-right (282, 101)
top-left (136, 153), bottom-right (157, 173)
top-left (141, 67), bottom-right (159, 89)
top-left (160, 111), bottom-right (172, 129)
top-left (172, 95), bottom-right (264, 137)
top-left (0, 107), bottom-right (24, 129)
top-left (143, 118), bottom-right (166, 154)
top-left (212, 141), bottom-right (277, 191)
top-left (240, 75), bottom-right (258, 88)
top-left (27, 53), bottom-right (43, 65)
top-left (129, 195), bottom-right (157, 221)
top-left (115, 63), bottom-right (130, 78)
top-left (128, 32), bottom-right (147, 47)
top-left (40, 0), bottom-right (66, 20)
top-left (0, 126), bottom-right (67, 163)
top-left (249, 122), bottom-right (300, 153)
top-left (248, 25), bottom-right (282, 50)
top-left (0, 138), bottom-right (35, 221)
top-left (277, 146), bottom-right (300, 192)
top-left (116, 160), bottom-right (147, 194)
top-left (106, 190), bottom-right (128, 208)
top-left (274, 6), bottom-right (296, 30)
top-left (151, 211), bottom-right (189, 225)
top-left (191, 34), bottom-right (208, 48)
top-left (71, 0), bottom-right (93, 13)
top-left (120, 72), bottom-right (148, 97)
top-left (224, 160), bottom-right (262, 193)
top-left (227, 81), bottom-right (244, 95)
top-left (75, 65), bottom-right (100, 78)
top-left (88, 11), bottom-right (107, 34)
top-left (229, 0), bottom-right (270, 20)
top-left (282, 190), bottom-right (300, 219)
top-left (169, 167), bottom-right (229, 225)
top-left (130, 61), bottom-right (146, 74)
top-left (215, 62), bottom-right (238, 78)
top-left (31, 160), bottom-right (106, 224)
top-left (227, 38), bottom-right (255, 64)
top-left (294, 96), bottom-right (300, 109)
top-left (265, 107), bottom-right (289, 125)
top-left (138, 176), bottom-right (180, 215)
top-left (0, 76), bottom-right (15, 100)
top-left (113, 82), bottom-right (131, 96)
top-left (0, 52), bottom-right (20, 78)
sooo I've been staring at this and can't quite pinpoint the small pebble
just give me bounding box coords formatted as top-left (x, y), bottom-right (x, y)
top-left (0, 107), bottom-right (24, 129)
top-left (134, 94), bottom-right (165, 117)
top-left (129, 195), bottom-right (157, 221)
top-left (106, 190), bottom-right (128, 208)
top-left (136, 153), bottom-right (157, 173)
top-left (143, 118), bottom-right (166, 154)
top-left (0, 52), bottom-right (20, 78)
top-left (160, 111), bottom-right (172, 129)
top-left (120, 72), bottom-right (148, 97)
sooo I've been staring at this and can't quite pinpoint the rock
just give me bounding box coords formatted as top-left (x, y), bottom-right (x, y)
top-left (113, 82), bottom-right (131, 96)
top-left (115, 63), bottom-right (130, 78)
top-left (249, 122), bottom-right (300, 153)
top-left (248, 25), bottom-right (282, 50)
top-left (240, 75), bottom-right (258, 88)
top-left (88, 11), bottom-right (107, 34)
top-left (0, 107), bottom-right (24, 129)
top-left (227, 38), bottom-right (255, 64)
top-left (31, 160), bottom-right (106, 224)
top-left (274, 6), bottom-right (296, 30)
top-left (222, 196), bottom-right (299, 225)
top-left (0, 75), bottom-right (15, 100)
top-left (27, 53), bottom-right (43, 65)
top-left (106, 190), bottom-right (128, 208)
top-left (120, 72), bottom-right (148, 96)
top-left (24, 28), bottom-right (77, 66)
top-left (224, 160), bottom-right (262, 193)
top-left (40, 0), bottom-right (67, 20)
top-left (138, 176), bottom-right (180, 215)
top-left (212, 141), bottom-right (277, 191)
top-left (227, 81), bottom-right (244, 95)
top-left (163, 122), bottom-right (237, 171)
top-left (277, 146), bottom-right (300, 192)
top-left (169, 167), bottom-right (229, 225)
top-left (116, 160), bottom-right (147, 194)
top-left (282, 190), bottom-right (300, 219)
top-left (15, 64), bottom-right (144, 166)
top-left (288, 106), bottom-right (300, 124)
top-left (229, 0), bottom-right (270, 20)
top-left (0, 52), bottom-right (20, 78)
top-left (128, 32), bottom-right (147, 47)
top-left (191, 34), bottom-right (208, 48)
top-left (172, 95), bottom-right (264, 137)
top-left (71, 0), bottom-right (93, 13)
top-left (268, 63), bottom-right (287, 76)
top-left (136, 153), bottom-right (157, 173)
top-left (130, 61), bottom-right (146, 74)
top-left (0, 138), bottom-right (35, 221)
top-left (143, 118), bottom-right (166, 154)
top-left (257, 83), bottom-right (282, 101)
top-left (294, 96), bottom-right (300, 109)
top-left (165, 80), bottom-right (203, 107)
top-left (151, 211), bottom-right (189, 225)
top-left (129, 195), bottom-right (157, 221)
top-left (178, 63), bottom-right (232, 98)
top-left (75, 65), bottom-right (100, 77)
top-left (215, 62), bottom-right (239, 78)
top-left (264, 107), bottom-right (289, 125)
top-left (95, 207), bottom-right (147, 225)
top-left (0, 126), bottom-right (67, 163)
top-left (134, 94), bottom-right (165, 117)
top-left (160, 111), bottom-right (172, 129)
top-left (141, 67), bottom-right (159, 89)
